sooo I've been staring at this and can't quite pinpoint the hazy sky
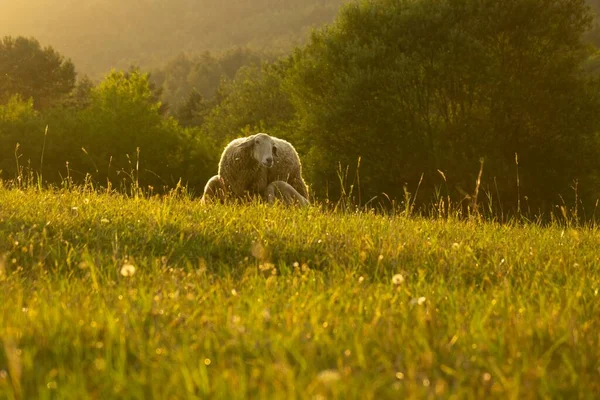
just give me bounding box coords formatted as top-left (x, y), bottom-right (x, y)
top-left (0, 0), bottom-right (345, 77)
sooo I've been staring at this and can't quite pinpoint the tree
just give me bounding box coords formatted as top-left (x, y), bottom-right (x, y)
top-left (0, 36), bottom-right (76, 109)
top-left (175, 89), bottom-right (210, 127)
top-left (80, 68), bottom-right (185, 189)
top-left (0, 95), bottom-right (43, 178)
top-left (287, 0), bottom-right (600, 211)
top-left (200, 61), bottom-right (297, 145)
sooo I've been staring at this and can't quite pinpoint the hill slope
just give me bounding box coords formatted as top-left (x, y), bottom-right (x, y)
top-left (0, 0), bottom-right (346, 77)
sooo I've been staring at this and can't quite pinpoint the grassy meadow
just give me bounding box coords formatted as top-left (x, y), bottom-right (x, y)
top-left (1, 183), bottom-right (600, 399)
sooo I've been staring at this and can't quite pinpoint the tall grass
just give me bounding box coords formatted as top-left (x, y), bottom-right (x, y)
top-left (1, 181), bottom-right (600, 398)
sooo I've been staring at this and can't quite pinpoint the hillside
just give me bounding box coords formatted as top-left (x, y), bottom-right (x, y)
top-left (0, 0), bottom-right (346, 77)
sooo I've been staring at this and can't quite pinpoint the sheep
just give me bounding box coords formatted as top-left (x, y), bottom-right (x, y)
top-left (201, 175), bottom-right (226, 203)
top-left (200, 133), bottom-right (309, 205)
top-left (267, 136), bottom-right (309, 200)
top-left (265, 180), bottom-right (310, 207)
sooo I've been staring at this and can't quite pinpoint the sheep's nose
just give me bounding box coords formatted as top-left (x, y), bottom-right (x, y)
top-left (265, 157), bottom-right (273, 166)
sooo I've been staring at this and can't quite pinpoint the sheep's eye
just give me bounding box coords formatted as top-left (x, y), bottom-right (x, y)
top-left (272, 146), bottom-right (278, 155)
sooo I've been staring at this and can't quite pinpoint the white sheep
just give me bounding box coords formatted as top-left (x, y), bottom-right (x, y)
top-left (201, 133), bottom-right (309, 205)
top-left (265, 180), bottom-right (310, 207)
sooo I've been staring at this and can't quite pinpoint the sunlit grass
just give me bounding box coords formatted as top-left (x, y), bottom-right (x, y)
top-left (1, 185), bottom-right (599, 398)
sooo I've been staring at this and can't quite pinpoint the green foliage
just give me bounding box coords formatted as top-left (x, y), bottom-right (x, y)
top-left (152, 48), bottom-right (272, 116)
top-left (0, 69), bottom-right (218, 193)
top-left (1, 187), bottom-right (600, 397)
top-left (200, 62), bottom-right (298, 145)
top-left (286, 0), bottom-right (600, 211)
top-left (0, 94), bottom-right (36, 122)
top-left (0, 95), bottom-right (45, 178)
top-left (0, 36), bottom-right (76, 109)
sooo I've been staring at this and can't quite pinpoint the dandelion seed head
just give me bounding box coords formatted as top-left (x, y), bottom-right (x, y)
top-left (262, 309), bottom-right (271, 321)
top-left (251, 242), bottom-right (265, 259)
top-left (317, 369), bottom-right (341, 384)
top-left (392, 274), bottom-right (404, 285)
top-left (410, 296), bottom-right (427, 306)
top-left (120, 263), bottom-right (135, 277)
top-left (94, 358), bottom-right (106, 371)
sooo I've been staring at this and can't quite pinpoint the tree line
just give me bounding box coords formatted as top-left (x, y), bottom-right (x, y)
top-left (2, 0), bottom-right (600, 218)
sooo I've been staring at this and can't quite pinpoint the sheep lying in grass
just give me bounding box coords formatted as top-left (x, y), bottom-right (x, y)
top-left (265, 180), bottom-right (310, 207)
top-left (201, 133), bottom-right (309, 206)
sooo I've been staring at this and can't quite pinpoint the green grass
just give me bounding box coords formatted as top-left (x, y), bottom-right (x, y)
top-left (1, 184), bottom-right (600, 399)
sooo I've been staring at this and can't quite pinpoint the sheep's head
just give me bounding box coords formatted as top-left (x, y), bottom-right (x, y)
top-left (237, 133), bottom-right (278, 168)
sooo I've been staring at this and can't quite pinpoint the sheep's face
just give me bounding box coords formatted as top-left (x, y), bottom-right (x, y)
top-left (241, 133), bottom-right (277, 168)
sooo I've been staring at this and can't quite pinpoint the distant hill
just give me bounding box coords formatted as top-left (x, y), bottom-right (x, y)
top-left (0, 0), bottom-right (347, 78)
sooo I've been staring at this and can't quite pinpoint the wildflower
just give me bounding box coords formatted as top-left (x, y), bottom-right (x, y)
top-left (120, 263), bottom-right (136, 277)
top-left (392, 274), bottom-right (404, 285)
top-left (100, 218), bottom-right (110, 224)
top-left (452, 242), bottom-right (460, 250)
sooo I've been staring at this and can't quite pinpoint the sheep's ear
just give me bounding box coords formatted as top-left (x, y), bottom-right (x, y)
top-left (237, 136), bottom-right (255, 149)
